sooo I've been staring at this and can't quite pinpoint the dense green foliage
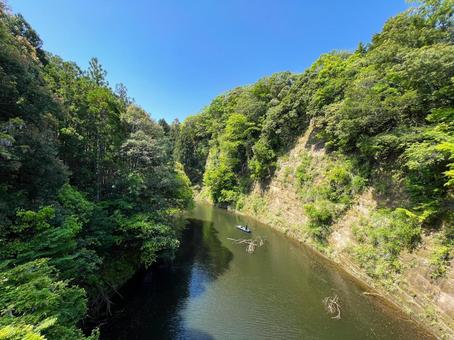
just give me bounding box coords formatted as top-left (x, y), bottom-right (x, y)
top-left (1, 0), bottom-right (453, 337)
top-left (298, 153), bottom-right (366, 242)
top-left (177, 0), bottom-right (453, 272)
top-left (351, 209), bottom-right (421, 282)
top-left (0, 4), bottom-right (191, 339)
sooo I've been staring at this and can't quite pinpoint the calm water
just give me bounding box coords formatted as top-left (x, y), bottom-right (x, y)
top-left (101, 202), bottom-right (433, 340)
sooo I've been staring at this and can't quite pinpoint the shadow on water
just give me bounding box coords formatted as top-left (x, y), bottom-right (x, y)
top-left (183, 329), bottom-right (216, 340)
top-left (101, 203), bottom-right (435, 340)
top-left (100, 218), bottom-right (232, 340)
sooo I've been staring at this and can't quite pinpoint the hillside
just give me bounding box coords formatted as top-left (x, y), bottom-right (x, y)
top-left (176, 0), bottom-right (454, 336)
top-left (0, 3), bottom-right (192, 338)
top-left (238, 124), bottom-right (454, 337)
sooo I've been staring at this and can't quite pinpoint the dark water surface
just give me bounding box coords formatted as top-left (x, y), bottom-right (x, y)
top-left (101, 202), bottom-right (433, 340)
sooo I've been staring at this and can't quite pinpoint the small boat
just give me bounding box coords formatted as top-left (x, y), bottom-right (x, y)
top-left (236, 225), bottom-right (251, 233)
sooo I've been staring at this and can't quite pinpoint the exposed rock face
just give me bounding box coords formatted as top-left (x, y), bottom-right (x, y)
top-left (239, 125), bottom-right (454, 339)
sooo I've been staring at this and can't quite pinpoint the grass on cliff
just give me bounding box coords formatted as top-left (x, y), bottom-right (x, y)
top-left (295, 150), bottom-right (366, 244)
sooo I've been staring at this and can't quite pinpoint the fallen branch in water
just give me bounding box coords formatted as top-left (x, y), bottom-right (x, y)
top-left (323, 295), bottom-right (341, 319)
top-left (227, 237), bottom-right (265, 253)
top-left (362, 291), bottom-right (381, 297)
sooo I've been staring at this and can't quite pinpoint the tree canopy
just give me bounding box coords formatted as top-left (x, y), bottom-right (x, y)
top-left (0, 4), bottom-right (192, 338)
top-left (177, 0), bottom-right (453, 243)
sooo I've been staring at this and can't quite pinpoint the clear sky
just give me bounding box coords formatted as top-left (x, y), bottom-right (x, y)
top-left (8, 0), bottom-right (409, 122)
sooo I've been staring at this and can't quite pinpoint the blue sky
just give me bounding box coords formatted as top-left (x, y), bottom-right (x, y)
top-left (9, 0), bottom-right (409, 122)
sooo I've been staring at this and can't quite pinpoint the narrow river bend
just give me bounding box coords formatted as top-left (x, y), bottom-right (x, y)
top-left (101, 202), bottom-right (433, 340)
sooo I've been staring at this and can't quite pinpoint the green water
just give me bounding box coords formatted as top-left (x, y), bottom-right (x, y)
top-left (101, 202), bottom-right (433, 340)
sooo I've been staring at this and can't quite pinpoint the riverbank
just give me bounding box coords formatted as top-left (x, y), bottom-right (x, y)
top-left (195, 194), bottom-right (451, 339)
top-left (195, 130), bottom-right (454, 339)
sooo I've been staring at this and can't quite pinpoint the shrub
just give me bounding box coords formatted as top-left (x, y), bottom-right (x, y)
top-left (350, 244), bottom-right (401, 281)
top-left (430, 243), bottom-right (452, 279)
top-left (325, 160), bottom-right (366, 204)
top-left (304, 200), bottom-right (335, 242)
top-left (351, 208), bottom-right (422, 278)
top-left (296, 152), bottom-right (313, 185)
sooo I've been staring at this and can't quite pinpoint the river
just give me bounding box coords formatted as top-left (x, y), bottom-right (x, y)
top-left (100, 202), bottom-right (433, 339)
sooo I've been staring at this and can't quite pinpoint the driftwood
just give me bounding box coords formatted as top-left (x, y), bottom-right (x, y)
top-left (227, 237), bottom-right (265, 253)
top-left (323, 294), bottom-right (341, 319)
top-left (362, 291), bottom-right (382, 297)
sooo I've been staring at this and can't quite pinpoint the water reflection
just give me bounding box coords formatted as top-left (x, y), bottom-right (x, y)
top-left (100, 218), bottom-right (232, 340)
top-left (186, 219), bottom-right (233, 283)
top-left (101, 204), bottom-right (433, 340)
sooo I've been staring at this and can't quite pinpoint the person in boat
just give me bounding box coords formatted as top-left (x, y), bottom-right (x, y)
top-left (237, 224), bottom-right (251, 232)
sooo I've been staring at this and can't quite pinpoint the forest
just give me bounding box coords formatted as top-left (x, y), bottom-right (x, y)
top-left (0, 0), bottom-right (453, 338)
top-left (0, 2), bottom-right (191, 339)
top-left (175, 0), bottom-right (453, 279)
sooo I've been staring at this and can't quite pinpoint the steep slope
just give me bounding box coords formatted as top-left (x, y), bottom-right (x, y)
top-left (178, 2), bottom-right (454, 337)
top-left (239, 123), bottom-right (454, 338)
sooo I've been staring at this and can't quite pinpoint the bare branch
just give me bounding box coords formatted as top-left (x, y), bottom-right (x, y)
top-left (323, 295), bottom-right (341, 319)
top-left (227, 236), bottom-right (265, 253)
